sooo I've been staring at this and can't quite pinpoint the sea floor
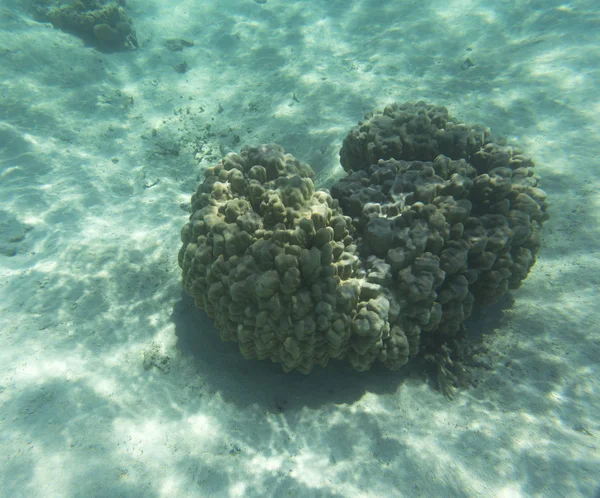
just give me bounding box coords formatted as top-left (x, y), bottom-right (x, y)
top-left (1, 1), bottom-right (599, 496)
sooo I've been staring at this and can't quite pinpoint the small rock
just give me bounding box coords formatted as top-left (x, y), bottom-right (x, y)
top-left (461, 57), bottom-right (475, 70)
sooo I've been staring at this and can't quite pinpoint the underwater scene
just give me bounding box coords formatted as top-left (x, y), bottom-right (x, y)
top-left (1, 0), bottom-right (599, 496)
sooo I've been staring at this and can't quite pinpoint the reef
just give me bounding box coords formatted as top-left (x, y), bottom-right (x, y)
top-left (178, 102), bottom-right (549, 393)
top-left (32, 0), bottom-right (138, 51)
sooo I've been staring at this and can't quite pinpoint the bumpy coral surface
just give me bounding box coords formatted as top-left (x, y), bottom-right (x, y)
top-left (340, 101), bottom-right (491, 172)
top-left (180, 144), bottom-right (412, 373)
top-left (179, 103), bottom-right (549, 378)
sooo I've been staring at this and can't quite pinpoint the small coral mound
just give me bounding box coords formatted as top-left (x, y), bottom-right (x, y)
top-left (178, 103), bottom-right (549, 383)
top-left (32, 0), bottom-right (138, 51)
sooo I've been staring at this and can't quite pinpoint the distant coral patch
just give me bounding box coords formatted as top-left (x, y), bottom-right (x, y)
top-left (31, 0), bottom-right (138, 51)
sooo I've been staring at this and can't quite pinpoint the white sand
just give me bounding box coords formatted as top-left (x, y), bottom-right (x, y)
top-left (1, 1), bottom-right (599, 496)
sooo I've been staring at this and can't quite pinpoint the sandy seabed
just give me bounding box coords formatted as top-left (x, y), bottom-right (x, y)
top-left (1, 1), bottom-right (599, 496)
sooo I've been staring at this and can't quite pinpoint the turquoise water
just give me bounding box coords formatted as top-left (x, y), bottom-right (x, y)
top-left (1, 1), bottom-right (599, 497)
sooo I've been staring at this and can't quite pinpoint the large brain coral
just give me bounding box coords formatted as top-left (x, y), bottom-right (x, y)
top-left (179, 144), bottom-right (411, 373)
top-left (178, 103), bottom-right (549, 386)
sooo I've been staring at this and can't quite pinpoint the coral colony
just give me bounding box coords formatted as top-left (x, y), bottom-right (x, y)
top-left (179, 102), bottom-right (548, 393)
